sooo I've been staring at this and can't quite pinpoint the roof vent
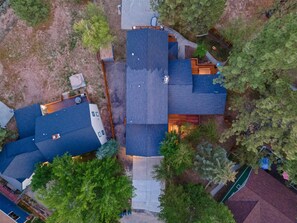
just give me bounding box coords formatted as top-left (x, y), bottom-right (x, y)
top-left (75, 97), bottom-right (82, 104)
top-left (52, 134), bottom-right (61, 140)
top-left (163, 75), bottom-right (169, 84)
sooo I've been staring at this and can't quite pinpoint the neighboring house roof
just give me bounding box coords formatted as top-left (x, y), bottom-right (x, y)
top-left (0, 137), bottom-right (45, 180)
top-left (126, 124), bottom-right (167, 156)
top-left (226, 170), bottom-right (297, 223)
top-left (35, 103), bottom-right (100, 161)
top-left (0, 102), bottom-right (106, 190)
top-left (14, 104), bottom-right (42, 138)
top-left (168, 60), bottom-right (226, 115)
top-left (0, 194), bottom-right (29, 223)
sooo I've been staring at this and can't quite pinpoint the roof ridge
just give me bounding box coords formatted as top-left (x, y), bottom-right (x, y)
top-left (246, 173), bottom-right (296, 222)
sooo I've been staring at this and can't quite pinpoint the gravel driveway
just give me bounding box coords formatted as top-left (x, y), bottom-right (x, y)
top-left (105, 61), bottom-right (126, 146)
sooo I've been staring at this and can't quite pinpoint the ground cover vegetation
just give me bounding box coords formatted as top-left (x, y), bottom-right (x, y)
top-left (31, 154), bottom-right (133, 223)
top-left (10, 0), bottom-right (50, 26)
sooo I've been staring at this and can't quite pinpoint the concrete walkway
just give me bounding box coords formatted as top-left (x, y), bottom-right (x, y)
top-left (164, 26), bottom-right (226, 65)
top-left (132, 156), bottom-right (164, 213)
top-left (120, 211), bottom-right (164, 223)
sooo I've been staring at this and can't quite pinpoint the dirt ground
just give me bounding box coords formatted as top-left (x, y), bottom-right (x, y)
top-left (0, 0), bottom-right (117, 135)
top-left (219, 0), bottom-right (275, 24)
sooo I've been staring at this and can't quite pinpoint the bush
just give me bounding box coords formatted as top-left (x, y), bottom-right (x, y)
top-left (0, 128), bottom-right (7, 150)
top-left (193, 43), bottom-right (207, 59)
top-left (73, 3), bottom-right (114, 52)
top-left (96, 139), bottom-right (119, 159)
top-left (10, 0), bottom-right (50, 26)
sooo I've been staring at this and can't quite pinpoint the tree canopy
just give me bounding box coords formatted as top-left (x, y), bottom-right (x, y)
top-left (217, 12), bottom-right (297, 164)
top-left (151, 0), bottom-right (226, 35)
top-left (33, 154), bottom-right (133, 223)
top-left (31, 163), bottom-right (52, 191)
top-left (194, 143), bottom-right (236, 185)
top-left (154, 132), bottom-right (194, 181)
top-left (10, 0), bottom-right (50, 26)
top-left (73, 3), bottom-right (114, 52)
top-left (159, 183), bottom-right (235, 223)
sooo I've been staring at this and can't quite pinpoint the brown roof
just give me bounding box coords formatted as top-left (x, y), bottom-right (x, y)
top-left (226, 170), bottom-right (297, 223)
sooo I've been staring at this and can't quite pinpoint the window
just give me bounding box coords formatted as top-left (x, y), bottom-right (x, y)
top-left (91, 111), bottom-right (95, 117)
top-left (8, 212), bottom-right (20, 220)
top-left (98, 132), bottom-right (102, 137)
top-left (101, 130), bottom-right (105, 135)
top-left (96, 112), bottom-right (99, 117)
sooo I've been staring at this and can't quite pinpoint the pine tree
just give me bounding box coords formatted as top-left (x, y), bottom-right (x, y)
top-left (194, 143), bottom-right (236, 185)
top-left (96, 139), bottom-right (119, 160)
top-left (151, 0), bottom-right (226, 35)
top-left (216, 12), bottom-right (297, 165)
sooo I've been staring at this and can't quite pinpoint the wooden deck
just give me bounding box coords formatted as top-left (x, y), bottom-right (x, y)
top-left (168, 114), bottom-right (200, 132)
top-left (191, 58), bottom-right (218, 75)
top-left (168, 34), bottom-right (177, 42)
top-left (42, 93), bottom-right (89, 115)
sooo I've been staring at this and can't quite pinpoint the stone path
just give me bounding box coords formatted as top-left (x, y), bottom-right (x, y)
top-left (165, 26), bottom-right (226, 65)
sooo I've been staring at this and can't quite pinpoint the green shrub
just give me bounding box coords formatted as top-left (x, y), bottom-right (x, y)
top-left (73, 3), bottom-right (114, 52)
top-left (0, 128), bottom-right (7, 150)
top-left (193, 43), bottom-right (207, 59)
top-left (10, 0), bottom-right (50, 26)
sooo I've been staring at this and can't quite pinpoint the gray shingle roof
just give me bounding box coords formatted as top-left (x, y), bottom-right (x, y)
top-left (0, 136), bottom-right (45, 180)
top-left (35, 102), bottom-right (100, 161)
top-left (126, 29), bottom-right (168, 125)
top-left (126, 124), bottom-right (167, 156)
top-left (14, 104), bottom-right (42, 138)
top-left (168, 60), bottom-right (226, 115)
